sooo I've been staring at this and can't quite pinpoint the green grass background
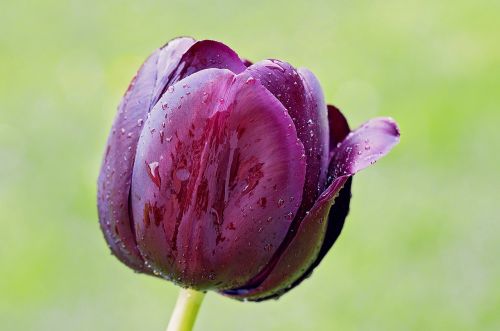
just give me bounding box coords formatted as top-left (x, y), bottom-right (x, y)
top-left (1, 0), bottom-right (499, 330)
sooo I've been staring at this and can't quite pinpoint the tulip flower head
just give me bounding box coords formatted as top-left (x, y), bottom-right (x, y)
top-left (98, 37), bottom-right (400, 301)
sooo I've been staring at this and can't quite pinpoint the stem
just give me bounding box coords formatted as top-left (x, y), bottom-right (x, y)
top-left (166, 288), bottom-right (205, 331)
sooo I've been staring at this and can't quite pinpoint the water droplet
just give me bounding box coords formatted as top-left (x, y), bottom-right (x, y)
top-left (245, 77), bottom-right (256, 85)
top-left (365, 145), bottom-right (371, 150)
top-left (167, 86), bottom-right (175, 93)
top-left (146, 161), bottom-right (161, 189)
top-left (162, 103), bottom-right (168, 110)
top-left (176, 168), bottom-right (190, 181)
top-left (202, 92), bottom-right (209, 104)
top-left (137, 119), bottom-right (144, 127)
top-left (277, 198), bottom-right (285, 207)
top-left (265, 60), bottom-right (286, 72)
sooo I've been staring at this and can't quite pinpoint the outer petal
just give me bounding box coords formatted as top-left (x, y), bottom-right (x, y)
top-left (225, 117), bottom-right (400, 301)
top-left (130, 69), bottom-right (306, 290)
top-left (97, 37), bottom-right (195, 273)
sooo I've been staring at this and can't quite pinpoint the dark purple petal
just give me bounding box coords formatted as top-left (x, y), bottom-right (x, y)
top-left (241, 58), bottom-right (253, 67)
top-left (327, 104), bottom-right (350, 153)
top-left (97, 37), bottom-right (195, 273)
top-left (223, 176), bottom-right (349, 301)
top-left (246, 61), bottom-right (330, 214)
top-left (329, 117), bottom-right (400, 178)
top-left (130, 69), bottom-right (306, 290)
top-left (158, 40), bottom-right (247, 102)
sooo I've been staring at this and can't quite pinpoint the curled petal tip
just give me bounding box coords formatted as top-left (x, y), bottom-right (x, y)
top-left (330, 117), bottom-right (400, 177)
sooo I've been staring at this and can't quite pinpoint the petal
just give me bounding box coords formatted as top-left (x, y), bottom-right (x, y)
top-left (286, 105), bottom-right (352, 294)
top-left (224, 117), bottom-right (400, 301)
top-left (223, 176), bottom-right (349, 301)
top-left (160, 40), bottom-right (247, 101)
top-left (97, 37), bottom-right (195, 273)
top-left (130, 69), bottom-right (306, 290)
top-left (246, 61), bottom-right (330, 216)
top-left (329, 117), bottom-right (400, 178)
top-left (327, 104), bottom-right (350, 153)
top-left (241, 58), bottom-right (253, 67)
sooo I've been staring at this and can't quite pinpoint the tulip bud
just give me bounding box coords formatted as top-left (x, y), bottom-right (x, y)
top-left (97, 37), bottom-right (400, 301)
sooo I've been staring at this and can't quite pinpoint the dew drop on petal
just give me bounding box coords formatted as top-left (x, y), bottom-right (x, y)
top-left (176, 168), bottom-right (190, 181)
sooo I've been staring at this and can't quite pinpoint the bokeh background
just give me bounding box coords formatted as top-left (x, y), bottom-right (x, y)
top-left (1, 0), bottom-right (499, 330)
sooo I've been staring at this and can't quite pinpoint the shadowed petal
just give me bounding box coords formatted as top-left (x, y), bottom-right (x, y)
top-left (327, 104), bottom-right (350, 153)
top-left (131, 69), bottom-right (306, 290)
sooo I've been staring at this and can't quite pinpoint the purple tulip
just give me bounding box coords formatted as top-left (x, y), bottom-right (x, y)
top-left (97, 37), bottom-right (400, 301)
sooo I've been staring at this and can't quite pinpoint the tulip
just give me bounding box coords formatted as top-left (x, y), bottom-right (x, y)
top-left (98, 37), bottom-right (400, 329)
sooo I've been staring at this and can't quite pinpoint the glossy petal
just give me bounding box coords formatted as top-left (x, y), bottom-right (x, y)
top-left (97, 37), bottom-right (194, 273)
top-left (130, 69), bottom-right (306, 290)
top-left (246, 61), bottom-right (330, 215)
top-left (224, 117), bottom-right (400, 300)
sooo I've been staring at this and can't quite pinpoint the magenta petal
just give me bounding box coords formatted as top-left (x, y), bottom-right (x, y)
top-left (130, 69), bottom-right (306, 290)
top-left (246, 61), bottom-right (329, 218)
top-left (97, 37), bottom-right (194, 273)
top-left (329, 117), bottom-right (400, 178)
top-left (223, 176), bottom-right (349, 300)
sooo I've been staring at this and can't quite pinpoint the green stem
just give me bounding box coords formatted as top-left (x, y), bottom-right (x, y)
top-left (166, 288), bottom-right (205, 331)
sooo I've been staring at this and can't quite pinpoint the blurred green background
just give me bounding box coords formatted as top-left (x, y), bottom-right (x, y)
top-left (1, 0), bottom-right (499, 330)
